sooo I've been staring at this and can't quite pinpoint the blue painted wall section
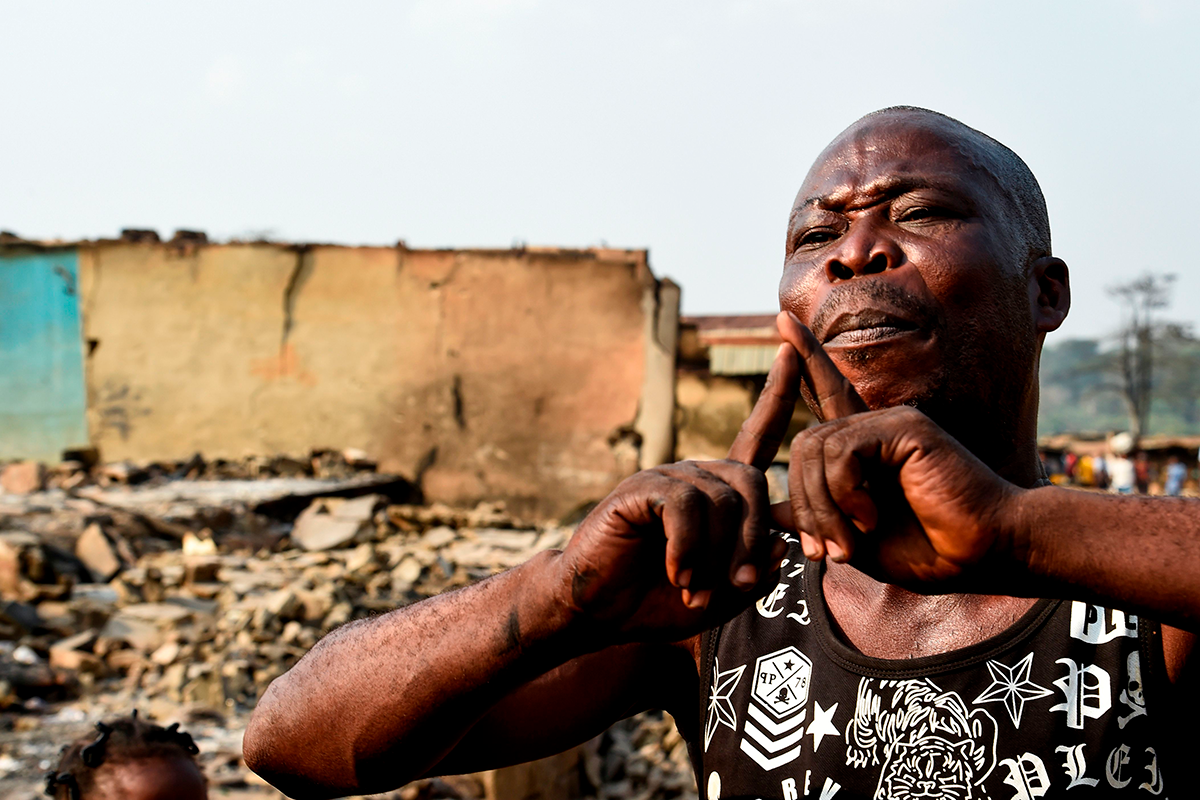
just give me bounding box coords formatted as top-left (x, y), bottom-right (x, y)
top-left (0, 249), bottom-right (89, 461)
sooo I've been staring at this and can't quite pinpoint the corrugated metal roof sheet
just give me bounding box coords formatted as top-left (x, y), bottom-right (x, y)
top-left (682, 314), bottom-right (778, 332)
top-left (709, 344), bottom-right (780, 376)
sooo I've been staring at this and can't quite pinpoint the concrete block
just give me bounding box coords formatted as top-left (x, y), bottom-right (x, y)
top-left (75, 523), bottom-right (122, 582)
top-left (1, 461), bottom-right (45, 494)
top-left (290, 495), bottom-right (383, 551)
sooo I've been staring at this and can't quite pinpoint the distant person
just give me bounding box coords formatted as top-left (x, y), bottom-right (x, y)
top-left (1166, 454), bottom-right (1189, 496)
top-left (1108, 452), bottom-right (1136, 494)
top-left (45, 714), bottom-right (207, 800)
top-left (1094, 453), bottom-right (1111, 489)
top-left (1063, 450), bottom-right (1078, 482)
top-left (1075, 452), bottom-right (1093, 485)
top-left (1135, 451), bottom-right (1152, 494)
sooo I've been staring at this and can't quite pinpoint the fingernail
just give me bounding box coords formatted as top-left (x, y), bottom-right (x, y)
top-left (827, 542), bottom-right (848, 562)
top-left (772, 538), bottom-right (789, 560)
top-left (677, 568), bottom-right (692, 588)
top-left (691, 590), bottom-right (712, 609)
top-left (734, 564), bottom-right (757, 588)
top-left (786, 310), bottom-right (801, 324)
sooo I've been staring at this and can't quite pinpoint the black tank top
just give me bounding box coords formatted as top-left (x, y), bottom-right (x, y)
top-left (691, 535), bottom-right (1175, 800)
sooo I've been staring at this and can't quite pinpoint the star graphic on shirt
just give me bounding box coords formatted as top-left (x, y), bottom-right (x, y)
top-left (705, 658), bottom-right (746, 751)
top-left (807, 700), bottom-right (840, 752)
top-left (973, 652), bottom-right (1053, 728)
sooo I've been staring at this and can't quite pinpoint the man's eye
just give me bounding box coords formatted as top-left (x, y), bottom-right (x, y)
top-left (796, 228), bottom-right (839, 248)
top-left (896, 205), bottom-right (952, 222)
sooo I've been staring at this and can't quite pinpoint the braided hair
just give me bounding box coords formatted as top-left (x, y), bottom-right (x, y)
top-left (45, 711), bottom-right (200, 800)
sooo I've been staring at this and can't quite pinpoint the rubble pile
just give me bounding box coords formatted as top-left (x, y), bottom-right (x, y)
top-left (1, 448), bottom-right (383, 496)
top-left (0, 455), bottom-right (697, 799)
top-left (586, 712), bottom-right (697, 800)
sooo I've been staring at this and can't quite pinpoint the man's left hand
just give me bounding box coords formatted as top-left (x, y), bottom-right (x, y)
top-left (773, 311), bottom-right (1026, 591)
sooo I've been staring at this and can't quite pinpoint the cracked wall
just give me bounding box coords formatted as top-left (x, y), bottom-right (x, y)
top-left (74, 242), bottom-right (673, 518)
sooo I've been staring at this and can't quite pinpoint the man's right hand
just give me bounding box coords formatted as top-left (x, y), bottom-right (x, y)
top-left (554, 460), bottom-right (790, 643)
top-left (551, 335), bottom-right (805, 645)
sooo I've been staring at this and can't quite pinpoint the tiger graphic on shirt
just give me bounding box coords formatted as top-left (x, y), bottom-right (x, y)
top-left (845, 677), bottom-right (998, 800)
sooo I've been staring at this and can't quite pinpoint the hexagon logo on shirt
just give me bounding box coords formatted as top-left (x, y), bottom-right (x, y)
top-left (752, 646), bottom-right (812, 718)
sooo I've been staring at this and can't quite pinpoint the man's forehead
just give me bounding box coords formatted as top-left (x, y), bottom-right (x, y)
top-left (794, 115), bottom-right (994, 211)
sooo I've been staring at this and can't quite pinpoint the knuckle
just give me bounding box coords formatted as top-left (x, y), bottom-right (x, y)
top-left (801, 432), bottom-right (825, 459)
top-left (823, 432), bottom-right (848, 459)
top-left (736, 424), bottom-right (771, 446)
top-left (664, 481), bottom-right (703, 516)
top-left (811, 501), bottom-right (840, 525)
top-left (722, 460), bottom-right (768, 492)
top-left (710, 483), bottom-right (742, 514)
top-left (675, 480), bottom-right (704, 503)
top-left (618, 470), bottom-right (656, 492)
top-left (743, 467), bottom-right (768, 497)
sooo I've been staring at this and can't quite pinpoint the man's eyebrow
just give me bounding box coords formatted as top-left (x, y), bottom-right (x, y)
top-left (795, 173), bottom-right (969, 214)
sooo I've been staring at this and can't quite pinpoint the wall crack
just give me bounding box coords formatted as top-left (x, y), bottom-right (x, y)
top-left (281, 247), bottom-right (314, 350)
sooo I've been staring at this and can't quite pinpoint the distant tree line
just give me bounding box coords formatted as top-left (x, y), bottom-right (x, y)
top-left (1039, 273), bottom-right (1200, 437)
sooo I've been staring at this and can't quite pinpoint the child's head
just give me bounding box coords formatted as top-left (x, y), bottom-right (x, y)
top-left (45, 713), bottom-right (207, 800)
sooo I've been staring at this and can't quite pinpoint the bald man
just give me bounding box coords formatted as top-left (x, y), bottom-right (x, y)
top-left (244, 108), bottom-right (1197, 799)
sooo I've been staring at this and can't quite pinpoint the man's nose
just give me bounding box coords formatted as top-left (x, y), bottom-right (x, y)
top-left (822, 219), bottom-right (901, 282)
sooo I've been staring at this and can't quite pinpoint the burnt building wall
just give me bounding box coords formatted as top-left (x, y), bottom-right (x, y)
top-left (1, 240), bottom-right (678, 519)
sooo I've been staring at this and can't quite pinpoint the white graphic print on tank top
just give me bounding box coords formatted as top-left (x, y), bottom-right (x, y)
top-left (691, 536), bottom-right (1176, 800)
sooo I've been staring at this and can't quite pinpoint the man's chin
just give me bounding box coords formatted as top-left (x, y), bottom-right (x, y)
top-left (823, 334), bottom-right (943, 412)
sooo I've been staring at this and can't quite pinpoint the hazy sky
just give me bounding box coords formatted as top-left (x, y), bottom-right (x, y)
top-left (4, 0), bottom-right (1197, 340)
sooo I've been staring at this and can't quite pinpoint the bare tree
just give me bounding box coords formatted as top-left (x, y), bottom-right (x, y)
top-left (1107, 272), bottom-right (1176, 441)
top-left (1155, 322), bottom-right (1200, 430)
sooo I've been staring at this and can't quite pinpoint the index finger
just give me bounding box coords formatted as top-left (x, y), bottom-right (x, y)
top-left (727, 341), bottom-right (801, 470)
top-left (777, 310), bottom-right (867, 421)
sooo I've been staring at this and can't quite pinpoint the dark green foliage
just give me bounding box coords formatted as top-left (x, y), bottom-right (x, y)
top-left (1039, 328), bottom-right (1200, 436)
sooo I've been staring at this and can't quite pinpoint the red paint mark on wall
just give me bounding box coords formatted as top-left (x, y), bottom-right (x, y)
top-left (250, 343), bottom-right (317, 386)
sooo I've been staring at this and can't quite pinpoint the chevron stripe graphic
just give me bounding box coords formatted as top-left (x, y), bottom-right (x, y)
top-left (739, 736), bottom-right (803, 771)
top-left (743, 719), bottom-right (806, 752)
top-left (747, 702), bottom-right (806, 735)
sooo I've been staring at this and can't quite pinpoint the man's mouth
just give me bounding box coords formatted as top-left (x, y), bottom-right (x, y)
top-left (820, 310), bottom-right (921, 347)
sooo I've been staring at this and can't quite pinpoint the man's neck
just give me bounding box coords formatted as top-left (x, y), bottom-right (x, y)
top-left (822, 562), bottom-right (1040, 659)
top-left (934, 397), bottom-right (1044, 489)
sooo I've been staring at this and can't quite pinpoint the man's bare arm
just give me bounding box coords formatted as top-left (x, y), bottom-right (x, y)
top-left (246, 553), bottom-right (696, 796)
top-left (1019, 488), bottom-right (1200, 630)
top-left (244, 551), bottom-right (590, 798)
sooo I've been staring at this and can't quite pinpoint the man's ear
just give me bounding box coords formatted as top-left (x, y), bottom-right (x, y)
top-left (1030, 256), bottom-right (1070, 332)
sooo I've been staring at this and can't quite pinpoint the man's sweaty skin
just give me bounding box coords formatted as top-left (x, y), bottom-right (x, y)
top-left (243, 109), bottom-right (1200, 798)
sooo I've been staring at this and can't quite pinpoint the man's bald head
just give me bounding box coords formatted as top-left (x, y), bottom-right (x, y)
top-left (828, 106), bottom-right (1052, 268)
